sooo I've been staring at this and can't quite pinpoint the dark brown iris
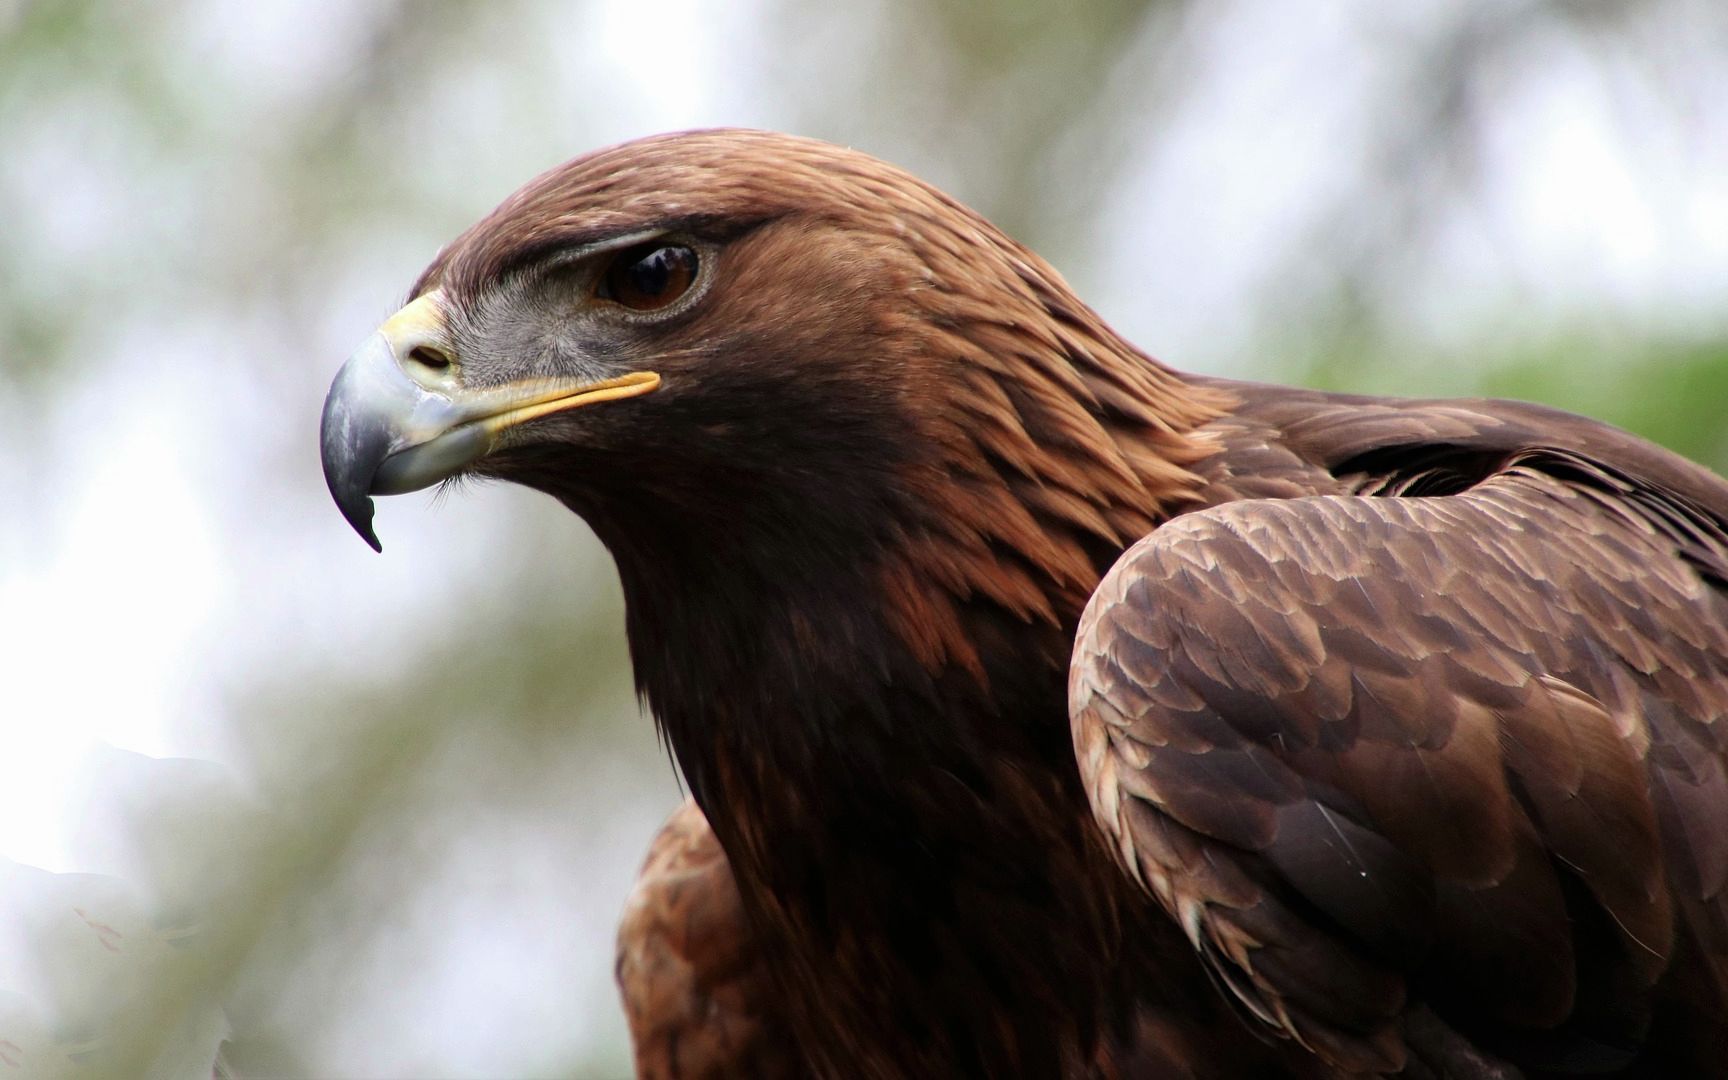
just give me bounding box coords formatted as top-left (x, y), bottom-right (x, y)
top-left (599, 243), bottom-right (698, 311)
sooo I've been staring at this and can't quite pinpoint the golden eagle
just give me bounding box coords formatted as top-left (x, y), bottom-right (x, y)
top-left (321, 130), bottom-right (1728, 1077)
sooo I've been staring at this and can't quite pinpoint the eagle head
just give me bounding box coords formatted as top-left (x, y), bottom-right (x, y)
top-left (325, 129), bottom-right (1042, 554)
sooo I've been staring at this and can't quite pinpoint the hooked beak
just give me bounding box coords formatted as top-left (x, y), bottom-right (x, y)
top-left (319, 290), bottom-right (661, 550)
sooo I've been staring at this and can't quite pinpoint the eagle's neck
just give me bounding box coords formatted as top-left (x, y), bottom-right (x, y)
top-left (589, 318), bottom-right (1231, 1073)
top-left (599, 296), bottom-right (1230, 805)
top-left (612, 514), bottom-right (1131, 1075)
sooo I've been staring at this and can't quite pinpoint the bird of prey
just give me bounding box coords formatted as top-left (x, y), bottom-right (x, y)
top-left (320, 130), bottom-right (1728, 1077)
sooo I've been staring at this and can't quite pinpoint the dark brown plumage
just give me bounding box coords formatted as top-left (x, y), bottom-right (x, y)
top-left (320, 129), bottom-right (1728, 1077)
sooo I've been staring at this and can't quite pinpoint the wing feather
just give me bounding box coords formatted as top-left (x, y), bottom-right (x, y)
top-left (1071, 462), bottom-right (1728, 1073)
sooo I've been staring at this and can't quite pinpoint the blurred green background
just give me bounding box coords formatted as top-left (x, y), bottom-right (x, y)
top-left (1, 1), bottom-right (1725, 1076)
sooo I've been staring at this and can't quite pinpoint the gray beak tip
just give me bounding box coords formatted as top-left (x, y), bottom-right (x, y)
top-left (322, 448), bottom-right (386, 553)
top-left (320, 370), bottom-right (390, 553)
top-left (346, 500), bottom-right (385, 554)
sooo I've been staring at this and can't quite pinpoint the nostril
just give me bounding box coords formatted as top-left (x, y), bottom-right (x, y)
top-left (408, 345), bottom-right (451, 371)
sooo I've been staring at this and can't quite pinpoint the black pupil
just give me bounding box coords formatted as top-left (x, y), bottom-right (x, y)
top-left (619, 245), bottom-right (692, 303)
top-left (629, 249), bottom-right (674, 295)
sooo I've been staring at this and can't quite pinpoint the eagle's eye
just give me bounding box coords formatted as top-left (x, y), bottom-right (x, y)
top-left (597, 243), bottom-right (699, 312)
